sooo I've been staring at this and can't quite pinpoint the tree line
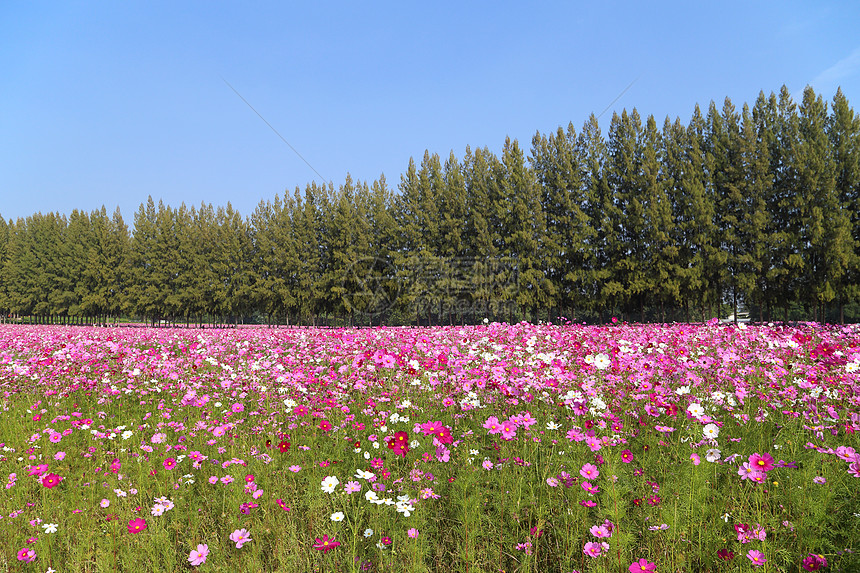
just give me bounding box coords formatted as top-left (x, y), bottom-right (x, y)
top-left (1, 85), bottom-right (858, 326)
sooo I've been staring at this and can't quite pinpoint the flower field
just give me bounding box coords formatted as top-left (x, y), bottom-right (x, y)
top-left (0, 321), bottom-right (858, 572)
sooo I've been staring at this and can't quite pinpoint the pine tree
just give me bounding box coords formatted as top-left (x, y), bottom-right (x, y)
top-left (495, 137), bottom-right (549, 322)
top-left (770, 86), bottom-right (803, 320)
top-left (367, 176), bottom-right (399, 323)
top-left (640, 114), bottom-right (679, 322)
top-left (829, 87), bottom-right (860, 321)
top-left (531, 122), bottom-right (595, 321)
top-left (579, 114), bottom-right (610, 318)
top-left (737, 98), bottom-right (775, 321)
top-left (796, 86), bottom-right (852, 321)
top-left (0, 215), bottom-right (8, 319)
top-left (662, 116), bottom-right (695, 321)
top-left (605, 109), bottom-right (647, 320)
top-left (462, 146), bottom-right (502, 321)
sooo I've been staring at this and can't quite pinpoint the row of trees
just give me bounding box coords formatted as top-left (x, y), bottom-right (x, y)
top-left (1, 85), bottom-right (859, 325)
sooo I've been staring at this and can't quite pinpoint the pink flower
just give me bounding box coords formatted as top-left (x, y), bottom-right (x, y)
top-left (500, 420), bottom-right (518, 440)
top-left (128, 518), bottom-right (147, 534)
top-left (747, 550), bottom-right (767, 567)
top-left (483, 416), bottom-right (501, 434)
top-left (188, 543), bottom-right (209, 566)
top-left (690, 453), bottom-right (701, 465)
top-left (748, 452), bottom-right (774, 472)
top-left (583, 541), bottom-right (609, 557)
top-left (621, 449), bottom-right (633, 463)
top-left (28, 464), bottom-right (49, 477)
top-left (407, 528), bottom-right (419, 538)
top-left (580, 463), bottom-right (599, 480)
top-left (17, 547), bottom-right (36, 562)
top-left (581, 480), bottom-right (600, 494)
top-left (629, 558), bottom-right (657, 573)
top-left (421, 421), bottom-right (442, 436)
top-left (585, 436), bottom-right (602, 452)
top-left (230, 528), bottom-right (252, 548)
top-left (590, 525), bottom-right (611, 538)
top-left (163, 458), bottom-right (176, 470)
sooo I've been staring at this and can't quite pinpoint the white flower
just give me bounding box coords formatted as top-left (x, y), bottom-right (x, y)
top-left (41, 523), bottom-right (58, 533)
top-left (121, 430), bottom-right (133, 440)
top-left (363, 528), bottom-right (374, 538)
top-left (321, 476), bottom-right (340, 494)
top-left (151, 505), bottom-right (165, 516)
top-left (396, 501), bottom-right (414, 516)
top-left (330, 511), bottom-right (345, 522)
top-left (593, 353), bottom-right (611, 370)
top-left (687, 403), bottom-right (705, 419)
top-left (705, 448), bottom-right (721, 463)
top-left (546, 421), bottom-right (560, 430)
top-left (675, 385), bottom-right (691, 396)
top-left (702, 423), bottom-right (719, 439)
top-left (365, 491), bottom-right (379, 503)
top-left (355, 469), bottom-right (375, 480)
top-left (363, 451), bottom-right (371, 460)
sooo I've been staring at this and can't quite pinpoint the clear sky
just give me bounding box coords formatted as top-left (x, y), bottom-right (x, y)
top-left (2, 1), bottom-right (860, 223)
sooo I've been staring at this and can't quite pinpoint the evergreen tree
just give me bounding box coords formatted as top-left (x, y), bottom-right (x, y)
top-left (605, 109), bottom-right (647, 320)
top-left (770, 86), bottom-right (803, 320)
top-left (661, 116), bottom-right (695, 321)
top-left (462, 146), bottom-right (503, 321)
top-left (531, 122), bottom-right (595, 320)
top-left (579, 114), bottom-right (610, 318)
top-left (366, 176), bottom-right (399, 322)
top-left (0, 216), bottom-right (8, 318)
top-left (640, 114), bottom-right (679, 322)
top-left (829, 87), bottom-right (860, 321)
top-left (796, 86), bottom-right (852, 320)
top-left (737, 98), bottom-right (776, 320)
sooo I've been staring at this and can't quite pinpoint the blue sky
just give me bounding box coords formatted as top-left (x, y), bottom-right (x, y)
top-left (2, 1), bottom-right (860, 223)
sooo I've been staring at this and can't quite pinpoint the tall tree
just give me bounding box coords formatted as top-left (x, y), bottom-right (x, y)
top-left (604, 109), bottom-right (647, 320)
top-left (495, 137), bottom-right (549, 322)
top-left (796, 86), bottom-right (852, 320)
top-left (829, 87), bottom-right (860, 321)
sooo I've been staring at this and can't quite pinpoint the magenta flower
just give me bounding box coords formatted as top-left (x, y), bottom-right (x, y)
top-left (747, 549), bottom-right (767, 567)
top-left (188, 543), bottom-right (209, 566)
top-left (42, 473), bottom-right (61, 488)
top-left (128, 518), bottom-right (147, 534)
top-left (802, 553), bottom-right (828, 571)
top-left (748, 452), bottom-right (774, 472)
top-left (621, 449), bottom-right (633, 463)
top-left (629, 558), bottom-right (657, 573)
top-left (314, 534), bottom-right (340, 553)
top-left (17, 547), bottom-right (36, 562)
